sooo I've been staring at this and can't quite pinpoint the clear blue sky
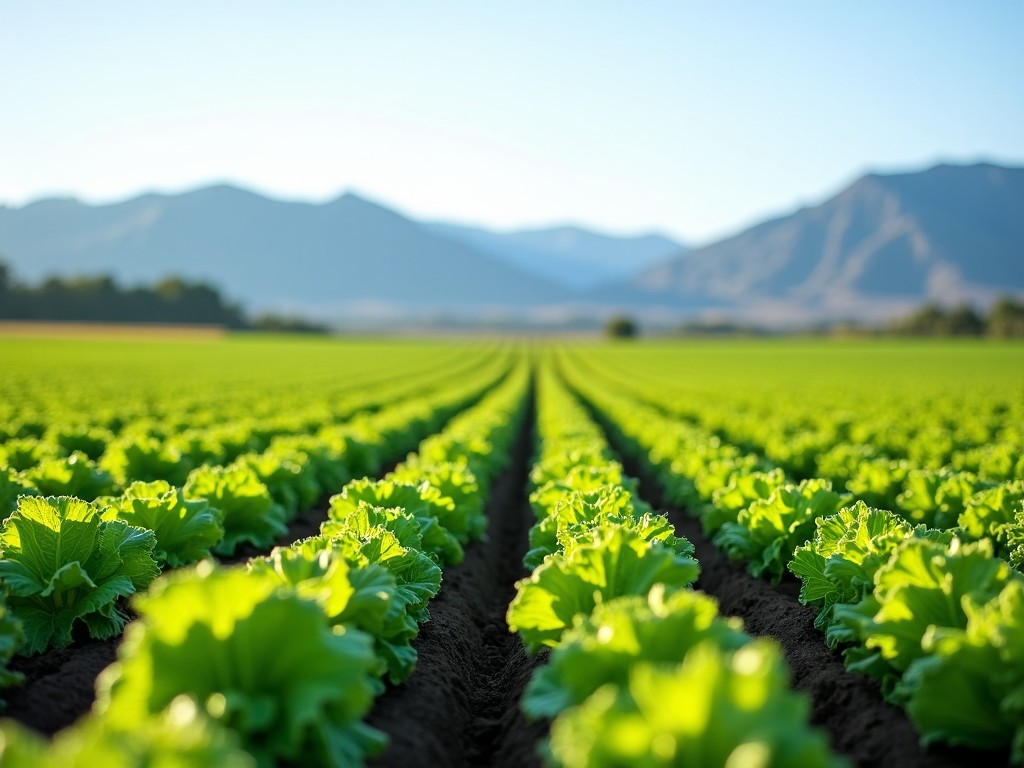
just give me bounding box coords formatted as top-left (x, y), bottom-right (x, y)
top-left (2, 2), bottom-right (1021, 243)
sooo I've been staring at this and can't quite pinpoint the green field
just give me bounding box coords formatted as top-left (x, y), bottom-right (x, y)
top-left (1, 332), bottom-right (1022, 767)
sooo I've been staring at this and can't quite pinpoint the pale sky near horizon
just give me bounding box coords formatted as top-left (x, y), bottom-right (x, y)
top-left (2, 2), bottom-right (1021, 245)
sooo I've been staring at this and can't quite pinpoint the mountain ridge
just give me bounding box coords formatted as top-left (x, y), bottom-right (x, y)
top-left (2, 162), bottom-right (1022, 325)
top-left (596, 161), bottom-right (1024, 322)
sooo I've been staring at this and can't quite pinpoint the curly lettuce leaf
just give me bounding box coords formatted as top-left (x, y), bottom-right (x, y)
top-left (388, 461), bottom-right (485, 544)
top-left (101, 480), bottom-right (225, 568)
top-left (236, 450), bottom-right (320, 520)
top-left (959, 480), bottom-right (1024, 558)
top-left (184, 464), bottom-right (288, 557)
top-left (523, 585), bottom-right (749, 719)
top-left (525, 486), bottom-right (653, 569)
top-left (0, 496), bottom-right (159, 654)
top-left (834, 537), bottom-right (1020, 691)
top-left (21, 452), bottom-right (116, 502)
top-left (507, 525), bottom-right (700, 655)
top-left (547, 641), bottom-right (845, 768)
top-left (328, 479), bottom-right (462, 565)
top-left (897, 580), bottom-right (1024, 759)
top-left (714, 479), bottom-right (850, 582)
top-left (0, 697), bottom-right (256, 768)
top-left (789, 502), bottom-right (953, 640)
top-left (95, 563), bottom-right (387, 768)
top-left (248, 545), bottom-right (416, 683)
top-left (319, 502), bottom-right (441, 621)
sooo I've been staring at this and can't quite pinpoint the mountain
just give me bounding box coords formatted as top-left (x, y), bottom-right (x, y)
top-left (3, 162), bottom-right (1022, 327)
top-left (0, 185), bottom-right (570, 318)
top-left (602, 162), bottom-right (1024, 323)
top-left (427, 222), bottom-right (684, 290)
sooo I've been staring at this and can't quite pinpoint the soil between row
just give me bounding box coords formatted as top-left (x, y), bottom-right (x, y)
top-left (367, 387), bottom-right (545, 768)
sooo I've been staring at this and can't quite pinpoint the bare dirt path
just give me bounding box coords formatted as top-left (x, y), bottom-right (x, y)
top-left (368, 388), bottom-right (546, 768)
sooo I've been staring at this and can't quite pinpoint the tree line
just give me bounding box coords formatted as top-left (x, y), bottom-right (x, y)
top-left (888, 298), bottom-right (1024, 337)
top-left (0, 260), bottom-right (327, 333)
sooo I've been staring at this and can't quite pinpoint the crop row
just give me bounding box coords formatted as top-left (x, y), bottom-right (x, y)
top-left (504, 359), bottom-right (844, 766)
top-left (0, 357), bottom-right (530, 766)
top-left (0, 348), bottom-right (513, 681)
top-left (559, 350), bottom-right (1023, 762)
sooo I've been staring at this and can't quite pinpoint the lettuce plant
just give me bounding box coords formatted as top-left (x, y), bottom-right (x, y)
top-left (100, 435), bottom-right (192, 487)
top-left (1010, 506), bottom-right (1024, 570)
top-left (184, 464), bottom-right (288, 556)
top-left (0, 467), bottom-right (37, 517)
top-left (833, 537), bottom-right (1020, 689)
top-left (328, 478), bottom-right (462, 565)
top-left (0, 437), bottom-right (59, 472)
top-left (789, 502), bottom-right (953, 640)
top-left (21, 451), bottom-right (116, 501)
top-left (0, 697), bottom-right (255, 768)
top-left (524, 486), bottom-right (653, 569)
top-left (388, 461), bottom-right (486, 544)
top-left (317, 502), bottom-right (442, 622)
top-left (714, 479), bottom-right (850, 582)
top-left (43, 424), bottom-right (113, 461)
top-left (897, 579), bottom-right (1024, 759)
top-left (248, 544), bottom-right (417, 683)
top-left (95, 563), bottom-right (386, 768)
top-left (100, 480), bottom-right (225, 568)
top-left (547, 641), bottom-right (845, 768)
top-left (703, 467), bottom-right (787, 536)
top-left (896, 469), bottom-right (991, 529)
top-left (523, 586), bottom-right (749, 719)
top-left (0, 496), bottom-right (159, 653)
top-left (507, 525), bottom-right (700, 654)
top-left (958, 480), bottom-right (1024, 558)
top-left (236, 450), bottom-right (320, 519)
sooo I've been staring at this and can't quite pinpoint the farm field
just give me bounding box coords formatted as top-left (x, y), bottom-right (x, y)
top-left (0, 333), bottom-right (1022, 767)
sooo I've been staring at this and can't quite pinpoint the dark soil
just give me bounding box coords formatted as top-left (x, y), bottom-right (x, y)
top-left (5, 637), bottom-right (119, 734)
top-left (368, 393), bottom-right (547, 768)
top-left (611, 439), bottom-right (1011, 768)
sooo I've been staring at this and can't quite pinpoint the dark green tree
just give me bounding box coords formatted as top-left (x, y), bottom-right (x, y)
top-left (605, 314), bottom-right (639, 339)
top-left (987, 297), bottom-right (1024, 338)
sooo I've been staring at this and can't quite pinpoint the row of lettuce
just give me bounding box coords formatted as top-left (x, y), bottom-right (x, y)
top-left (566, 350), bottom-right (1024, 560)
top-left (504, 361), bottom-right (846, 767)
top-left (575, 345), bottom-right (1023, 484)
top-left (560, 350), bottom-right (1024, 762)
top-left (0, 346), bottom-right (501, 513)
top-left (0, 350), bottom-right (513, 667)
top-left (0, 357), bottom-right (530, 767)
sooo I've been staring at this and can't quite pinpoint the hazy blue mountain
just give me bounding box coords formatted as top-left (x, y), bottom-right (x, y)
top-left (600, 162), bottom-right (1024, 322)
top-left (428, 221), bottom-right (684, 290)
top-left (2, 162), bottom-right (1022, 326)
top-left (0, 185), bottom-right (570, 317)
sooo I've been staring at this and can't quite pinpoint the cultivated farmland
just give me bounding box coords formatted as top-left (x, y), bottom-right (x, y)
top-left (0, 334), bottom-right (1021, 767)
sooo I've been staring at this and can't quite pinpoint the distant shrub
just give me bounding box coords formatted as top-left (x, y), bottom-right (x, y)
top-left (605, 315), bottom-right (638, 339)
